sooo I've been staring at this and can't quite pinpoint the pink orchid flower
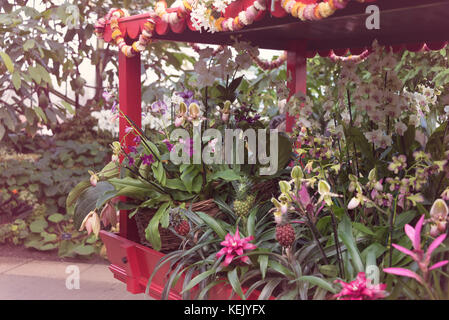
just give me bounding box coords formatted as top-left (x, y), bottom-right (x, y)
top-left (384, 215), bottom-right (448, 285)
top-left (216, 227), bottom-right (257, 266)
top-left (334, 272), bottom-right (387, 300)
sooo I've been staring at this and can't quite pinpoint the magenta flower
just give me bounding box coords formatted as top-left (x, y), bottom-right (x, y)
top-left (216, 227), bottom-right (257, 266)
top-left (141, 154), bottom-right (154, 165)
top-left (384, 215), bottom-right (448, 285)
top-left (163, 139), bottom-right (174, 152)
top-left (334, 272), bottom-right (387, 300)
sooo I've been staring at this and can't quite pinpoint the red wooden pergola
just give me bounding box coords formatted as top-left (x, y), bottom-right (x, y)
top-left (99, 0), bottom-right (449, 299)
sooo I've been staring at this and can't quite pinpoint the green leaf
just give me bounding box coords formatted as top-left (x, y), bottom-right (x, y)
top-left (194, 211), bottom-right (226, 239)
top-left (60, 101), bottom-right (75, 115)
top-left (23, 39), bottom-right (35, 51)
top-left (258, 254), bottom-right (268, 280)
top-left (338, 215), bottom-right (364, 273)
top-left (29, 219), bottom-right (48, 233)
top-left (145, 202), bottom-right (170, 251)
top-left (210, 169), bottom-right (241, 181)
top-left (228, 268), bottom-right (245, 300)
top-left (181, 268), bottom-right (215, 293)
top-left (73, 182), bottom-right (115, 229)
top-left (0, 51), bottom-right (14, 73)
top-left (12, 72), bottom-right (21, 90)
top-left (297, 276), bottom-right (337, 294)
top-left (247, 206), bottom-right (258, 238)
top-left (353, 222), bottom-right (375, 236)
top-left (74, 245), bottom-right (95, 256)
top-left (267, 260), bottom-right (295, 278)
top-left (66, 180), bottom-right (91, 212)
top-left (34, 106), bottom-right (47, 123)
top-left (48, 213), bottom-right (64, 223)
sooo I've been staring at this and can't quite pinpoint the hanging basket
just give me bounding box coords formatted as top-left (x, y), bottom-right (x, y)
top-left (135, 199), bottom-right (222, 252)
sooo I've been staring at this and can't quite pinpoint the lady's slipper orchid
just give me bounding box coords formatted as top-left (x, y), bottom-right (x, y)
top-left (79, 211), bottom-right (101, 239)
top-left (334, 272), bottom-right (387, 300)
top-left (216, 227), bottom-right (257, 266)
top-left (426, 199), bottom-right (449, 237)
top-left (100, 203), bottom-right (117, 227)
top-left (384, 215), bottom-right (448, 285)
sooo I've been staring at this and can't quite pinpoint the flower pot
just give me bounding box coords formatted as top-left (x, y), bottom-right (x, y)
top-left (100, 230), bottom-right (271, 299)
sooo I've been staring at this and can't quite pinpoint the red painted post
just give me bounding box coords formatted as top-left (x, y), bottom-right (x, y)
top-left (118, 51), bottom-right (142, 242)
top-left (286, 41), bottom-right (307, 132)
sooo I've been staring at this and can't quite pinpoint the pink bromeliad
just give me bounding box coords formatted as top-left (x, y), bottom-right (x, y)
top-left (334, 272), bottom-right (388, 300)
top-left (384, 215), bottom-right (448, 285)
top-left (216, 227), bottom-right (257, 266)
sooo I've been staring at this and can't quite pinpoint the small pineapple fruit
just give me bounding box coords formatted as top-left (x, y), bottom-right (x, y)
top-left (170, 207), bottom-right (190, 236)
top-left (174, 220), bottom-right (190, 236)
top-left (276, 223), bottom-right (296, 248)
top-left (233, 176), bottom-right (256, 218)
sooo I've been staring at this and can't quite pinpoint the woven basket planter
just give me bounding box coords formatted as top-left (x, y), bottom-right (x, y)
top-left (135, 199), bottom-right (222, 252)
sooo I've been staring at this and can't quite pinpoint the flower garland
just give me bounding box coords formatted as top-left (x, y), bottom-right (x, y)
top-left (280, 0), bottom-right (372, 21)
top-left (328, 49), bottom-right (371, 64)
top-left (248, 49), bottom-right (287, 70)
top-left (95, 9), bottom-right (157, 58)
top-left (94, 0), bottom-right (375, 58)
top-left (189, 43), bottom-right (225, 56)
top-left (188, 0), bottom-right (267, 32)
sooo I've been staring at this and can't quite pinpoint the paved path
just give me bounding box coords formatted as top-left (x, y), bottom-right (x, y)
top-left (0, 257), bottom-right (145, 300)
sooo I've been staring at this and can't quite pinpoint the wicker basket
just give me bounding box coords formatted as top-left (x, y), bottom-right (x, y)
top-left (135, 199), bottom-right (222, 252)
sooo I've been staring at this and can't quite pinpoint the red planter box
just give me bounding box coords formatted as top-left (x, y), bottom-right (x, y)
top-left (100, 231), bottom-right (268, 300)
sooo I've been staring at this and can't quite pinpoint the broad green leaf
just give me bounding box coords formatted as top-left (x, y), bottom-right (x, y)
top-left (29, 219), bottom-right (48, 233)
top-left (12, 72), bottom-right (21, 90)
top-left (194, 211), bottom-right (226, 239)
top-left (338, 215), bottom-right (364, 273)
top-left (0, 51), bottom-right (13, 73)
top-left (34, 106), bottom-right (47, 123)
top-left (48, 213), bottom-right (64, 223)
top-left (181, 268), bottom-right (215, 293)
top-left (228, 268), bottom-right (245, 300)
top-left (297, 276), bottom-right (337, 294)
top-left (145, 202), bottom-right (170, 251)
top-left (210, 169), bottom-right (241, 181)
top-left (23, 39), bottom-right (35, 51)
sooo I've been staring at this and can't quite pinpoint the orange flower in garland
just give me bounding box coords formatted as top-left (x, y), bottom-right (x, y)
top-left (282, 0), bottom-right (374, 21)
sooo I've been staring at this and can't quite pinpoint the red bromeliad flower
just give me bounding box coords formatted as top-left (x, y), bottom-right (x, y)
top-left (216, 227), bottom-right (257, 266)
top-left (334, 272), bottom-right (387, 300)
top-left (383, 215), bottom-right (448, 285)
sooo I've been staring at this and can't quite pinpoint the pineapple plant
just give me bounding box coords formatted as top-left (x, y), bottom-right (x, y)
top-left (232, 176), bottom-right (256, 218)
top-left (169, 207), bottom-right (190, 236)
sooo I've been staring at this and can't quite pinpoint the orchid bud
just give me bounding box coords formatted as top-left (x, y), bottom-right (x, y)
top-left (279, 181), bottom-right (291, 195)
top-left (368, 168), bottom-right (377, 181)
top-left (348, 197), bottom-right (361, 210)
top-left (89, 170), bottom-right (98, 187)
top-left (291, 166), bottom-right (304, 181)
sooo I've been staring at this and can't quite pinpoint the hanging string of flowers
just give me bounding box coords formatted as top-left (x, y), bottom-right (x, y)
top-left (280, 0), bottom-right (372, 21)
top-left (328, 49), bottom-right (371, 64)
top-left (189, 43), bottom-right (225, 56)
top-left (248, 49), bottom-right (287, 70)
top-left (93, 0), bottom-right (376, 58)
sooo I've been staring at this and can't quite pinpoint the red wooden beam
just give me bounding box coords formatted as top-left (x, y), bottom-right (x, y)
top-left (286, 40), bottom-right (307, 132)
top-left (118, 51), bottom-right (142, 243)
